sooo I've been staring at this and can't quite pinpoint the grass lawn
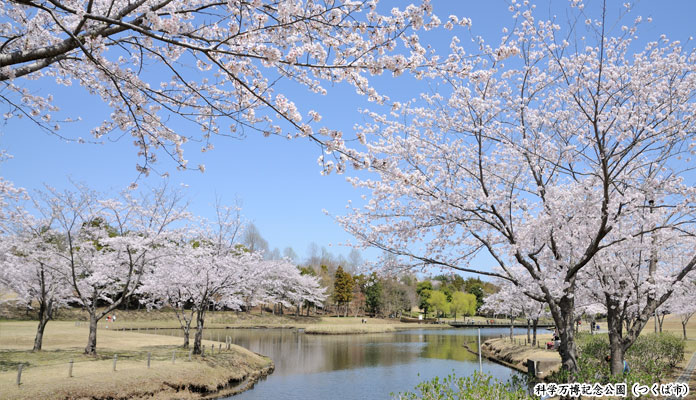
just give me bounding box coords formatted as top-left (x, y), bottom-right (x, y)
top-left (0, 321), bottom-right (272, 400)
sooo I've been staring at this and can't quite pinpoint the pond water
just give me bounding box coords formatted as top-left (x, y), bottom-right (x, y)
top-left (153, 327), bottom-right (527, 399)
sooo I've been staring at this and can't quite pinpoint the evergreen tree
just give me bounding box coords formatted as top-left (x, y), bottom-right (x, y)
top-left (364, 273), bottom-right (383, 316)
top-left (416, 281), bottom-right (433, 317)
top-left (333, 266), bottom-right (354, 317)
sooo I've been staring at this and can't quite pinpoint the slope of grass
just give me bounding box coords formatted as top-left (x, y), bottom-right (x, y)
top-left (0, 321), bottom-right (272, 400)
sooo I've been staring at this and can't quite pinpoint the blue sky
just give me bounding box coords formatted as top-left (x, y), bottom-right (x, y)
top-left (1, 0), bottom-right (695, 271)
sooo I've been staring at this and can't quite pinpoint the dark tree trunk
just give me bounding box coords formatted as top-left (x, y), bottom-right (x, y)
top-left (526, 319), bottom-right (531, 344)
top-left (174, 308), bottom-right (194, 349)
top-left (193, 308), bottom-right (206, 355)
top-left (683, 321), bottom-right (688, 340)
top-left (606, 298), bottom-right (626, 377)
top-left (85, 313), bottom-right (98, 355)
top-left (182, 325), bottom-right (190, 348)
top-left (548, 295), bottom-right (580, 379)
top-left (33, 315), bottom-right (49, 351)
top-left (658, 314), bottom-right (665, 333)
top-left (32, 298), bottom-right (53, 352)
top-left (509, 316), bottom-right (514, 340)
top-left (589, 316), bottom-right (595, 334)
top-left (532, 318), bottom-right (538, 346)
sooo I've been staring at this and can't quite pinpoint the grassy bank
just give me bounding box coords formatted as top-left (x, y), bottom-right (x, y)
top-left (0, 321), bottom-right (273, 400)
top-left (304, 316), bottom-right (450, 334)
top-left (6, 307), bottom-right (448, 332)
top-left (481, 335), bottom-right (560, 377)
top-left (304, 324), bottom-right (397, 334)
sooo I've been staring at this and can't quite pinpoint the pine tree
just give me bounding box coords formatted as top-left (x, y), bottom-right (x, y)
top-left (333, 266), bottom-right (354, 317)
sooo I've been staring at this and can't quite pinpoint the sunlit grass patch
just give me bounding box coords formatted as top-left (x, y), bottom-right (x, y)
top-left (304, 324), bottom-right (398, 334)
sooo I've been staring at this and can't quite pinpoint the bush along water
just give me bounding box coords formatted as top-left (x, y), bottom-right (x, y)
top-left (394, 371), bottom-right (533, 400)
top-left (550, 332), bottom-right (684, 387)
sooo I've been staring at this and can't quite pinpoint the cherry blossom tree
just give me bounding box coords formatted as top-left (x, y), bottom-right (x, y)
top-left (0, 0), bottom-right (441, 173)
top-left (257, 258), bottom-right (327, 315)
top-left (661, 280), bottom-right (696, 340)
top-left (481, 281), bottom-right (546, 345)
top-left (0, 201), bottom-right (73, 351)
top-left (38, 183), bottom-right (187, 355)
top-left (481, 289), bottom-right (521, 341)
top-left (0, 161), bottom-right (73, 351)
top-left (138, 201), bottom-right (326, 354)
top-left (140, 231), bottom-right (325, 353)
top-left (335, 1), bottom-right (696, 377)
top-left (141, 237), bottom-right (252, 353)
top-left (573, 291), bottom-right (605, 335)
top-left (138, 201), bottom-right (240, 349)
top-left (576, 225), bottom-right (696, 375)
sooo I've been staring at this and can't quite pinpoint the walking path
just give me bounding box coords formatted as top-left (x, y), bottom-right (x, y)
top-left (668, 350), bottom-right (696, 400)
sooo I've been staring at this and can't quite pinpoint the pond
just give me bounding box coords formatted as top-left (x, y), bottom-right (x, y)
top-left (154, 327), bottom-right (528, 399)
top-left (170, 328), bottom-right (526, 400)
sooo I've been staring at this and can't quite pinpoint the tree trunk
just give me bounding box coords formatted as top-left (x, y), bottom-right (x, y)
top-left (606, 299), bottom-right (626, 377)
top-left (683, 321), bottom-right (688, 340)
top-left (84, 313), bottom-right (98, 355)
top-left (509, 316), bottom-right (514, 340)
top-left (32, 299), bottom-right (53, 352)
top-left (608, 329), bottom-right (625, 376)
top-left (526, 319), bottom-right (531, 344)
top-left (32, 314), bottom-right (49, 352)
top-left (182, 325), bottom-right (190, 348)
top-left (548, 295), bottom-right (580, 379)
top-left (193, 308), bottom-right (206, 355)
top-left (532, 318), bottom-right (538, 346)
top-left (658, 314), bottom-right (664, 333)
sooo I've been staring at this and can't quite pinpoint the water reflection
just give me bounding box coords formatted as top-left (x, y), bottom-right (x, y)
top-left (151, 327), bottom-right (527, 399)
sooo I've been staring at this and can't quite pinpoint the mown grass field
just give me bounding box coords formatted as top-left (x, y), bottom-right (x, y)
top-left (0, 321), bottom-right (272, 400)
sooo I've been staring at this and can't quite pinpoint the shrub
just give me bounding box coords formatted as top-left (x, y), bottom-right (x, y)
top-left (552, 332), bottom-right (684, 385)
top-left (629, 333), bottom-right (684, 378)
top-left (394, 371), bottom-right (532, 400)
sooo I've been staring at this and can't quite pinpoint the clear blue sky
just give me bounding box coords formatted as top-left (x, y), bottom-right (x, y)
top-left (1, 1), bottom-right (694, 269)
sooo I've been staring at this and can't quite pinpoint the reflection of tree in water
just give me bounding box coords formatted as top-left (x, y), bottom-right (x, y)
top-left (419, 334), bottom-right (478, 362)
top-left (154, 328), bottom-right (503, 375)
top-left (225, 330), bottom-right (427, 374)
top-left (315, 333), bottom-right (420, 372)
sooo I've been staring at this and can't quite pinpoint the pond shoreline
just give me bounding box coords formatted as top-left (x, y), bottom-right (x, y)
top-left (197, 362), bottom-right (275, 400)
top-left (480, 337), bottom-right (561, 379)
